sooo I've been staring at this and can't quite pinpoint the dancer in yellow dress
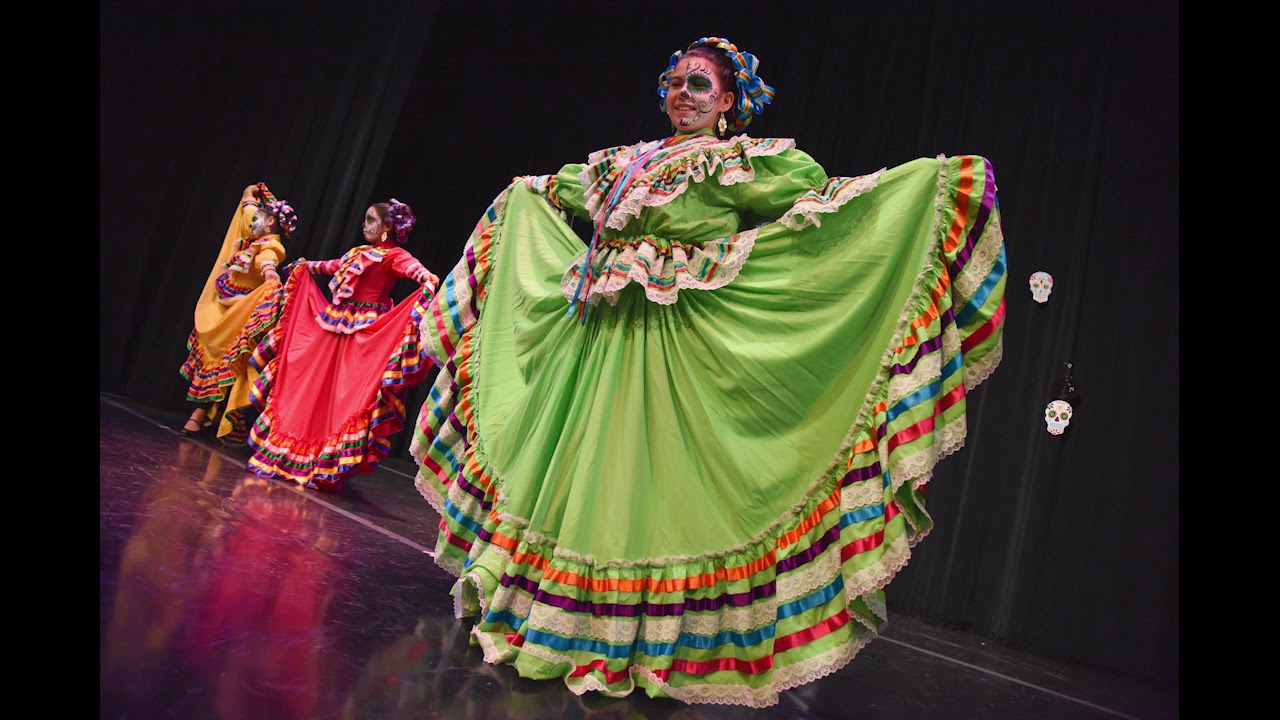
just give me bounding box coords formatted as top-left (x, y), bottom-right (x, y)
top-left (178, 182), bottom-right (298, 443)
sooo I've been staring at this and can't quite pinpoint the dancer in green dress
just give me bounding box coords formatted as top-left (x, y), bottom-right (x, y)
top-left (410, 36), bottom-right (1007, 707)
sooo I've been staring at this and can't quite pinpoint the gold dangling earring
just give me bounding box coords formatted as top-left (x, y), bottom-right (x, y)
top-left (381, 232), bottom-right (388, 242)
top-left (717, 113), bottom-right (727, 136)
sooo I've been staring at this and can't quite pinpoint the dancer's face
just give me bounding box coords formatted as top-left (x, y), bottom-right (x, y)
top-left (664, 55), bottom-right (733, 134)
top-left (363, 206), bottom-right (387, 243)
top-left (249, 209), bottom-right (276, 238)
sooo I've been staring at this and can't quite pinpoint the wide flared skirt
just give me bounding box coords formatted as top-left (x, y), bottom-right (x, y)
top-left (411, 155), bottom-right (1007, 706)
top-left (248, 271), bottom-right (434, 491)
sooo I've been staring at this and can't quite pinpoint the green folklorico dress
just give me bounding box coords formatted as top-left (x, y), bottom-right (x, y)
top-left (410, 127), bottom-right (1007, 707)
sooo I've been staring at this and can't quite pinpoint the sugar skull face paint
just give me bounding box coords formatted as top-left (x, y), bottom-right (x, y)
top-left (249, 210), bottom-right (271, 238)
top-left (664, 56), bottom-right (731, 134)
top-left (685, 66), bottom-right (716, 96)
top-left (363, 206), bottom-right (387, 243)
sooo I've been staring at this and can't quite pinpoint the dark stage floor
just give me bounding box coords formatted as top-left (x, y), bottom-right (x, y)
top-left (100, 394), bottom-right (1177, 719)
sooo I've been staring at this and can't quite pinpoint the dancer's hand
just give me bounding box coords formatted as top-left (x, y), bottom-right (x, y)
top-left (422, 271), bottom-right (440, 292)
top-left (264, 267), bottom-right (281, 284)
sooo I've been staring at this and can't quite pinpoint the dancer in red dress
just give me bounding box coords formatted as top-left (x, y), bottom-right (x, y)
top-left (247, 199), bottom-right (439, 491)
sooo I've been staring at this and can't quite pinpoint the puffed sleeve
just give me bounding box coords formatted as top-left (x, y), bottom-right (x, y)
top-left (731, 147), bottom-right (830, 222)
top-left (254, 238), bottom-right (286, 270)
top-left (515, 162), bottom-right (590, 220)
top-left (384, 247), bottom-right (436, 286)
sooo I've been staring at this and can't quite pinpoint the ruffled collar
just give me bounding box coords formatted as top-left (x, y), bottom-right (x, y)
top-left (579, 134), bottom-right (796, 231)
top-left (328, 244), bottom-right (397, 303)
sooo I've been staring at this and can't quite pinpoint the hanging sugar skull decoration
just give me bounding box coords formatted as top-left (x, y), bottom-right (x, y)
top-left (1029, 271), bottom-right (1054, 303)
top-left (1044, 362), bottom-right (1078, 436)
top-left (1045, 400), bottom-right (1073, 435)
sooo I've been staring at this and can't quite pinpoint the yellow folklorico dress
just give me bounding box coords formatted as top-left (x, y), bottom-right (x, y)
top-left (179, 199), bottom-right (286, 443)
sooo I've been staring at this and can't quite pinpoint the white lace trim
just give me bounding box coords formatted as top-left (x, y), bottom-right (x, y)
top-left (408, 433), bottom-right (427, 465)
top-left (777, 169), bottom-right (887, 231)
top-left (415, 470), bottom-right (449, 525)
top-left (772, 630), bottom-right (876, 698)
top-left (863, 591), bottom-right (889, 624)
top-left (520, 620), bottom-right (880, 708)
top-left (844, 530), bottom-right (912, 598)
top-left (523, 598), bottom-right (779, 646)
top-left (560, 227), bottom-right (759, 307)
top-left (848, 603), bottom-right (882, 633)
top-left (777, 542), bottom-right (845, 603)
top-left (965, 337), bottom-right (1003, 392)
top-left (452, 571), bottom-right (475, 619)
top-left (907, 517), bottom-right (936, 546)
top-left (500, 512), bottom-right (533, 532)
top-left (887, 413), bottom-right (968, 493)
top-left (484, 541), bottom-right (515, 569)
top-left (414, 466), bottom-right (473, 580)
top-left (512, 639), bottom-right (792, 707)
top-left (843, 475), bottom-right (888, 510)
top-left (954, 217), bottom-right (1005, 299)
top-left (470, 624), bottom-right (514, 665)
top-left (455, 571), bottom-right (491, 620)
top-left (485, 569), bottom-right (530, 618)
top-left (884, 352), bottom-right (945, 418)
top-left (501, 584), bottom-right (535, 619)
top-left (492, 185), bottom-right (511, 217)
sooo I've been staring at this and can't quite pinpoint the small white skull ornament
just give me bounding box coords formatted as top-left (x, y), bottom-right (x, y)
top-left (1045, 400), bottom-right (1073, 435)
top-left (1029, 271), bottom-right (1054, 303)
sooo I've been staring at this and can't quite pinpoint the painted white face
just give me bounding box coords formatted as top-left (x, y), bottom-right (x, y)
top-left (1045, 400), bottom-right (1073, 435)
top-left (1029, 271), bottom-right (1054, 303)
top-left (664, 55), bottom-right (733, 134)
top-left (363, 205), bottom-right (387, 243)
top-left (249, 209), bottom-right (272, 238)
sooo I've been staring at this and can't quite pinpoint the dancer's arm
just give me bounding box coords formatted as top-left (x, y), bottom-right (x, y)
top-left (514, 161), bottom-right (590, 220)
top-left (240, 183), bottom-right (263, 209)
top-left (301, 256), bottom-right (343, 275)
top-left (386, 250), bottom-right (439, 293)
top-left (257, 247), bottom-right (282, 284)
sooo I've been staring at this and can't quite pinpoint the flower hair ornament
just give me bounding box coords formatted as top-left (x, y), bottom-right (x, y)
top-left (656, 36), bottom-right (776, 134)
top-left (385, 198), bottom-right (416, 244)
top-left (258, 183), bottom-right (299, 239)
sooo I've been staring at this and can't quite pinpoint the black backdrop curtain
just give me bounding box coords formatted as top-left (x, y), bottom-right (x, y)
top-left (100, 0), bottom-right (1179, 690)
top-left (99, 0), bottom-right (436, 403)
